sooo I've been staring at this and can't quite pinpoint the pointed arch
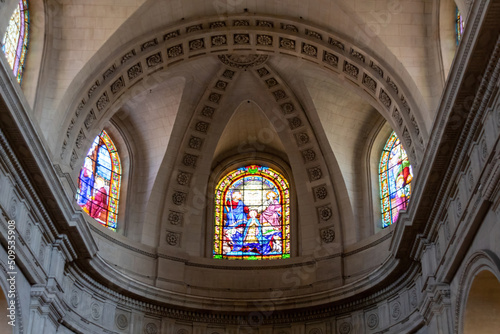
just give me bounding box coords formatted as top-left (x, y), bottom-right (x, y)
top-left (2, 0), bottom-right (29, 84)
top-left (379, 131), bottom-right (413, 227)
top-left (76, 130), bottom-right (121, 230)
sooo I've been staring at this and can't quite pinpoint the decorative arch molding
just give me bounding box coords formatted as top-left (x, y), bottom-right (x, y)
top-left (454, 250), bottom-right (500, 334)
top-left (159, 60), bottom-right (343, 254)
top-left (58, 14), bottom-right (427, 178)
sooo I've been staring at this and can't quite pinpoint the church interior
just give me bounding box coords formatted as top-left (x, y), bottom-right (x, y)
top-left (0, 0), bottom-right (499, 333)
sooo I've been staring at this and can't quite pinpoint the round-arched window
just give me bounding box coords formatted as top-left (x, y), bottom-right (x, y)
top-left (213, 165), bottom-right (290, 260)
top-left (1, 0), bottom-right (29, 84)
top-left (379, 131), bottom-right (413, 227)
top-left (76, 130), bottom-right (121, 230)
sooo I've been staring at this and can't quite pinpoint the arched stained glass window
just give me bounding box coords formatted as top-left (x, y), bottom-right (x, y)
top-left (214, 165), bottom-right (290, 260)
top-left (76, 131), bottom-right (121, 230)
top-left (1, 0), bottom-right (29, 84)
top-left (456, 6), bottom-right (465, 44)
top-left (379, 131), bottom-right (413, 227)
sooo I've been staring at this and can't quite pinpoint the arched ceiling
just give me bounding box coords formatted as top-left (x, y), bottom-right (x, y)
top-left (213, 100), bottom-right (288, 164)
top-left (28, 0), bottom-right (441, 156)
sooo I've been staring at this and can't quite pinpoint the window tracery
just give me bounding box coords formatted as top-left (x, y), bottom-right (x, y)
top-left (213, 165), bottom-right (290, 260)
top-left (379, 131), bottom-right (413, 227)
top-left (1, 0), bottom-right (29, 84)
top-left (76, 130), bottom-right (121, 230)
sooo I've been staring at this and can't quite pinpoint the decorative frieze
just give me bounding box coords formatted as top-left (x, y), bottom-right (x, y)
top-left (279, 37), bottom-right (296, 50)
top-left (121, 50), bottom-right (136, 63)
top-left (320, 227), bottom-right (335, 244)
top-left (201, 106), bottom-right (215, 118)
top-left (189, 38), bottom-right (205, 51)
top-left (110, 76), bottom-right (125, 94)
top-left (168, 211), bottom-right (183, 226)
top-left (362, 73), bottom-right (376, 92)
top-left (234, 34), bottom-right (250, 45)
top-left (343, 61), bottom-right (359, 79)
top-left (127, 63), bottom-right (142, 80)
top-left (167, 45), bottom-right (183, 58)
top-left (302, 43), bottom-right (318, 57)
top-left (84, 109), bottom-right (96, 130)
top-left (141, 38), bottom-right (158, 51)
top-left (172, 191), bottom-right (187, 205)
top-left (295, 132), bottom-right (309, 146)
top-left (301, 149), bottom-right (316, 162)
top-left (164, 30), bottom-right (180, 40)
top-left (379, 89), bottom-right (392, 109)
top-left (313, 185), bottom-right (328, 200)
top-left (328, 37), bottom-right (345, 51)
top-left (281, 23), bottom-right (298, 32)
top-left (317, 205), bottom-right (333, 221)
top-left (88, 81), bottom-right (100, 98)
top-left (146, 52), bottom-right (163, 67)
top-left (281, 102), bottom-right (295, 114)
top-left (103, 65), bottom-right (116, 80)
top-left (96, 92), bottom-right (109, 112)
top-left (257, 34), bottom-right (273, 46)
top-left (323, 51), bottom-right (339, 67)
top-left (350, 49), bottom-right (365, 62)
top-left (186, 24), bottom-right (203, 33)
top-left (307, 166), bottom-right (323, 181)
top-left (176, 171), bottom-right (192, 186)
top-left (212, 35), bottom-right (227, 46)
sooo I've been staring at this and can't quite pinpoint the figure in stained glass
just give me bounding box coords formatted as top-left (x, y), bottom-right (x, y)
top-left (76, 131), bottom-right (121, 230)
top-left (260, 191), bottom-right (281, 227)
top-left (225, 191), bottom-right (249, 227)
top-left (214, 165), bottom-right (290, 260)
top-left (379, 131), bottom-right (413, 227)
top-left (77, 158), bottom-right (94, 207)
top-left (1, 0), bottom-right (29, 83)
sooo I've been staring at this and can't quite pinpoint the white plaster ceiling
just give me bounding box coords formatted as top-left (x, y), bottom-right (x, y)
top-left (213, 101), bottom-right (288, 164)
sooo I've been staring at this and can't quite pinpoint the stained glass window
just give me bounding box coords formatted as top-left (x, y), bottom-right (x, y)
top-left (214, 165), bottom-right (290, 260)
top-left (76, 131), bottom-right (121, 230)
top-left (1, 0), bottom-right (29, 84)
top-left (379, 131), bottom-right (413, 227)
top-left (456, 6), bottom-right (465, 44)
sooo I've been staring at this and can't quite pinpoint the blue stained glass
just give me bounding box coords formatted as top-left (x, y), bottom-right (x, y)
top-left (379, 132), bottom-right (413, 227)
top-left (2, 0), bottom-right (29, 84)
top-left (214, 165), bottom-right (291, 260)
top-left (76, 131), bottom-right (121, 230)
top-left (96, 145), bottom-right (112, 180)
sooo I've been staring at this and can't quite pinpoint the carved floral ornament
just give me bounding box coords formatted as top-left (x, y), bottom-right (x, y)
top-left (63, 16), bottom-right (424, 169)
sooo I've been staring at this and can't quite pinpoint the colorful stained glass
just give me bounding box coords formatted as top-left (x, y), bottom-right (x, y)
top-left (379, 131), bottom-right (413, 227)
top-left (1, 0), bottom-right (29, 84)
top-left (76, 130), bottom-right (121, 230)
top-left (214, 165), bottom-right (290, 260)
top-left (456, 6), bottom-right (465, 44)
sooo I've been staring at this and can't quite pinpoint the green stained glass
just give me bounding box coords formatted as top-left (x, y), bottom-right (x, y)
top-left (379, 131), bottom-right (413, 227)
top-left (214, 165), bottom-right (290, 260)
top-left (2, 0), bottom-right (29, 84)
top-left (76, 130), bottom-right (121, 230)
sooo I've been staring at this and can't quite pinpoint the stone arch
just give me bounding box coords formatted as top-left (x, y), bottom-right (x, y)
top-left (56, 14), bottom-right (428, 182)
top-left (455, 250), bottom-right (500, 334)
top-left (154, 59), bottom-right (344, 256)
